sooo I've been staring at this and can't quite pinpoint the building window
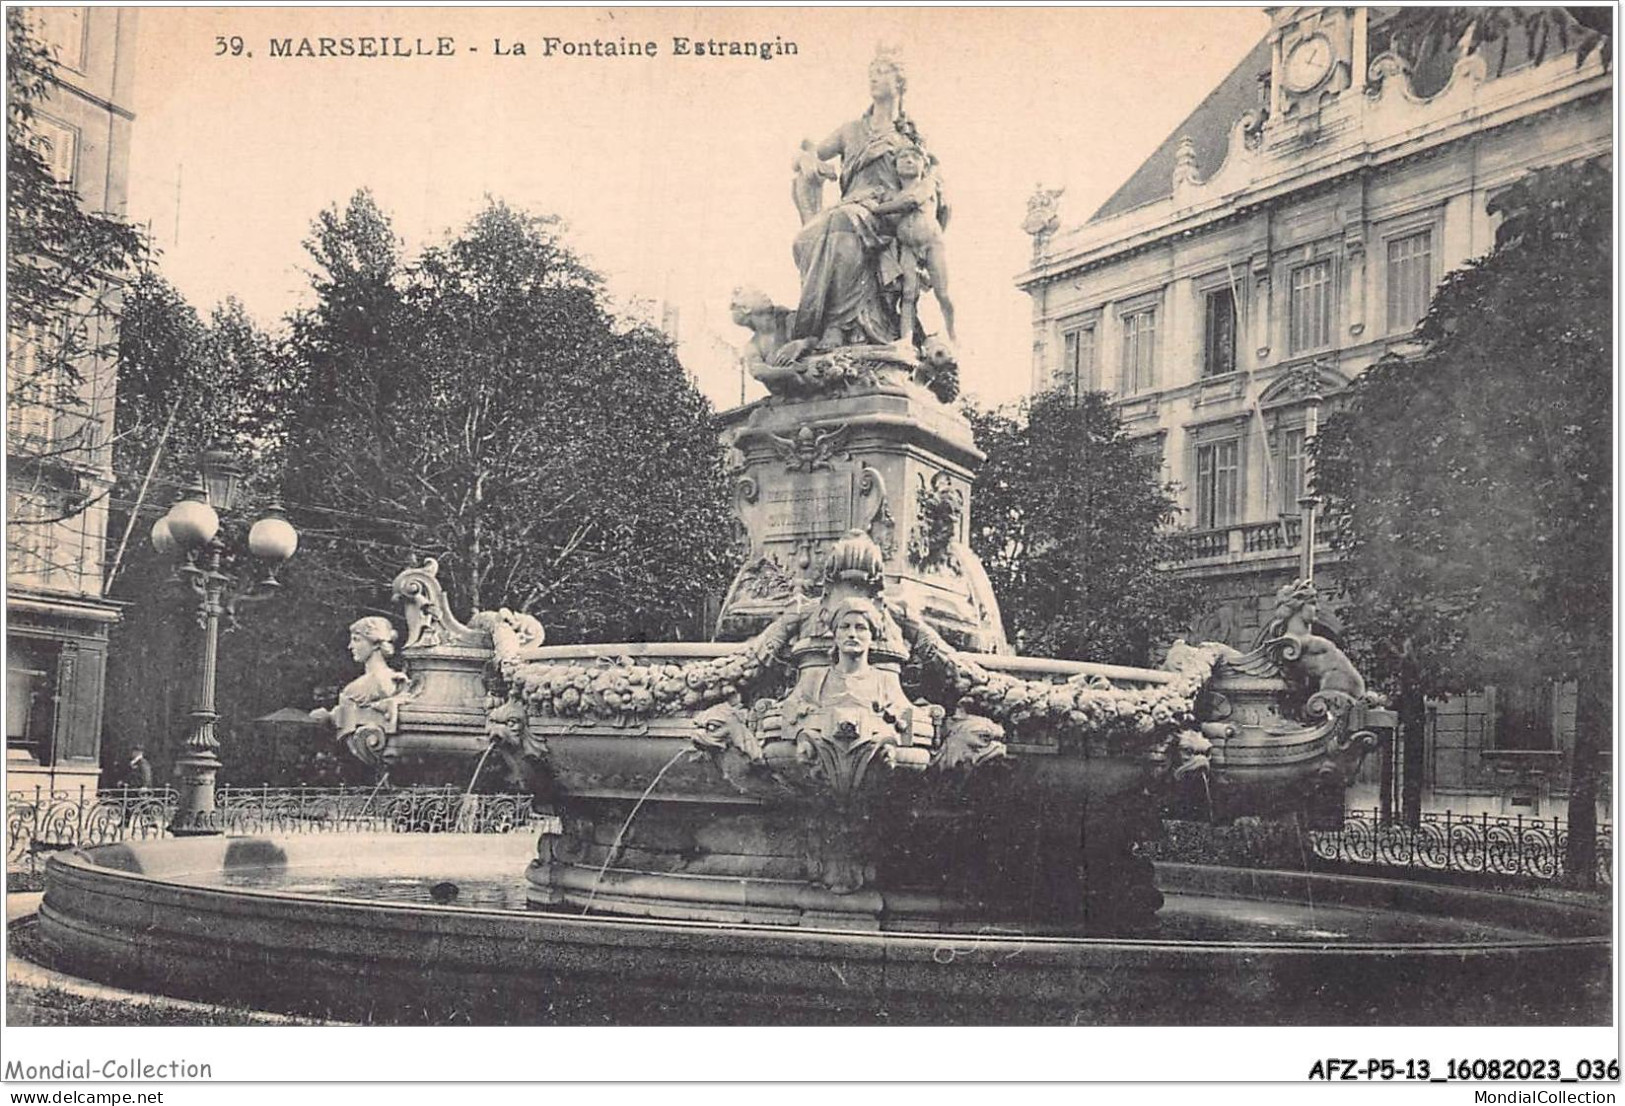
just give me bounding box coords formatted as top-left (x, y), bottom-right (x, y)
top-left (1386, 229), bottom-right (1433, 333)
top-left (8, 323), bottom-right (64, 445)
top-left (1279, 427), bottom-right (1307, 510)
top-left (33, 8), bottom-right (86, 71)
top-left (29, 116), bottom-right (78, 185)
top-left (1493, 682), bottom-right (1554, 751)
top-left (1131, 434), bottom-right (1165, 482)
top-left (1058, 324), bottom-right (1096, 399)
top-left (1121, 307), bottom-right (1157, 394)
top-left (6, 638), bottom-right (59, 765)
top-left (1289, 260), bottom-right (1333, 353)
top-left (1195, 439), bottom-right (1240, 529)
top-left (1203, 287), bottom-right (1237, 377)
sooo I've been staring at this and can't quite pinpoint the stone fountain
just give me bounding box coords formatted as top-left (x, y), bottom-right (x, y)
top-left (34, 45), bottom-right (1608, 1025)
top-left (298, 41), bottom-right (1391, 937)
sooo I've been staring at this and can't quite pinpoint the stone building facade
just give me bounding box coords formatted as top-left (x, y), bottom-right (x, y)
top-left (7, 8), bottom-right (140, 792)
top-left (1016, 7), bottom-right (1610, 817)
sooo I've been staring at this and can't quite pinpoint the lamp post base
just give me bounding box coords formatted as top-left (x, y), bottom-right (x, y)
top-left (170, 751), bottom-right (223, 837)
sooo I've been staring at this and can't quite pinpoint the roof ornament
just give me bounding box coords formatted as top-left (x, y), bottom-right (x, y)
top-left (1172, 136), bottom-right (1202, 191)
top-left (1020, 183), bottom-right (1064, 240)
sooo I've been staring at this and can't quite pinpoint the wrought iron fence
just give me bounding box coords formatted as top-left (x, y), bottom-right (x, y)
top-left (1308, 808), bottom-right (1613, 887)
top-left (6, 785), bottom-right (542, 877)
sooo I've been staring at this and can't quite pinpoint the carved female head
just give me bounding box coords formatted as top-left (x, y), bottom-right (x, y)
top-left (348, 616), bottom-right (397, 663)
top-left (827, 596), bottom-right (885, 664)
top-left (868, 47), bottom-right (906, 102)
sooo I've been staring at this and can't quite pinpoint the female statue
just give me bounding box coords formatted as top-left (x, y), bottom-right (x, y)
top-left (782, 48), bottom-right (941, 359)
top-left (780, 597), bottom-right (914, 745)
top-left (311, 616), bottom-right (412, 767)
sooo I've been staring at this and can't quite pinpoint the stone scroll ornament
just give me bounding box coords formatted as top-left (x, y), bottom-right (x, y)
top-left (1207, 577), bottom-right (1383, 792)
top-left (391, 557), bottom-right (546, 655)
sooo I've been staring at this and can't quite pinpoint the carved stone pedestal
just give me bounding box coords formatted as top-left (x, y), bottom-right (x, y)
top-left (716, 360), bottom-right (1006, 653)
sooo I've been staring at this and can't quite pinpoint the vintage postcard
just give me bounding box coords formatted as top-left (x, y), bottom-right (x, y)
top-left (3, 4), bottom-right (1615, 1090)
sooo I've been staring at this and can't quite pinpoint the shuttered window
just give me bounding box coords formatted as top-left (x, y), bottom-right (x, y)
top-left (1121, 308), bottom-right (1157, 394)
top-left (1279, 428), bottom-right (1306, 509)
top-left (1058, 324), bottom-right (1096, 399)
top-left (1203, 287), bottom-right (1237, 377)
top-left (1289, 260), bottom-right (1333, 353)
top-left (1386, 229), bottom-right (1433, 333)
top-left (1196, 439), bottom-right (1240, 528)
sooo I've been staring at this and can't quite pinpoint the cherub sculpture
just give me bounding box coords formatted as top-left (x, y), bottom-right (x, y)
top-left (869, 143), bottom-right (955, 347)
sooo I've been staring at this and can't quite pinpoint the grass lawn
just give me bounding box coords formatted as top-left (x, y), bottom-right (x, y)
top-left (8, 980), bottom-right (327, 1026)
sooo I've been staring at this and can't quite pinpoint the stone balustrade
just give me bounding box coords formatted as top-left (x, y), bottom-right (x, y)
top-left (1165, 515), bottom-right (1328, 565)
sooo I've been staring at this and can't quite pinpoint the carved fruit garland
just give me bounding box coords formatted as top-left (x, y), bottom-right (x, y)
top-left (498, 606), bottom-right (804, 723)
top-left (899, 608), bottom-right (1226, 756)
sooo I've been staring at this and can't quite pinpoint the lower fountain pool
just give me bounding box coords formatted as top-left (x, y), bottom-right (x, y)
top-left (35, 832), bottom-right (1609, 1026)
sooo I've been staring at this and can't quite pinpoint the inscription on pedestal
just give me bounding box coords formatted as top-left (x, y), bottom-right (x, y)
top-left (763, 476), bottom-right (852, 541)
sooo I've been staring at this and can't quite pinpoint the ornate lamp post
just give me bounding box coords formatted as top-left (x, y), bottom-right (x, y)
top-left (1297, 390), bottom-right (1324, 583)
top-left (149, 446), bottom-right (299, 835)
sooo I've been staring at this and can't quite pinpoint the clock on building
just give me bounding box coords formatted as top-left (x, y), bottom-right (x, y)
top-left (1283, 33), bottom-right (1335, 93)
top-left (1269, 7), bottom-right (1366, 119)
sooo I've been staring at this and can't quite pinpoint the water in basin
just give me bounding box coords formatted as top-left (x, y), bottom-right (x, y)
top-left (193, 861), bottom-right (1547, 947)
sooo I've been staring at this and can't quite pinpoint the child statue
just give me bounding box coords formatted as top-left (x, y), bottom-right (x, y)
top-left (870, 143), bottom-right (955, 348)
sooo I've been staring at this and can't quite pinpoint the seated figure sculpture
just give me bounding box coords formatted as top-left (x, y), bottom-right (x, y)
top-left (1262, 582), bottom-right (1365, 692)
top-left (780, 46), bottom-right (934, 361)
top-left (310, 616), bottom-right (413, 769)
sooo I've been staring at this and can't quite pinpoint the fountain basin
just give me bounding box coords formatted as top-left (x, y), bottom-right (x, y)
top-left (37, 833), bottom-right (1609, 1025)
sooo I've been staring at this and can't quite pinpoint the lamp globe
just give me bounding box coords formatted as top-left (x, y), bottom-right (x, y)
top-left (248, 515), bottom-right (299, 563)
top-left (150, 515), bottom-right (179, 556)
top-left (166, 499), bottom-right (220, 548)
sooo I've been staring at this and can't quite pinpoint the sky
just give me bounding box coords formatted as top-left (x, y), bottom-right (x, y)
top-left (122, 7), bottom-right (1269, 410)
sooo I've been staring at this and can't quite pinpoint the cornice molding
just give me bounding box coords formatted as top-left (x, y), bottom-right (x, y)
top-left (1018, 61), bottom-right (1609, 292)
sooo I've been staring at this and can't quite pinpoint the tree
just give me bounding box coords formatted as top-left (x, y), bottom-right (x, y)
top-left (1382, 7), bottom-right (1611, 81)
top-left (282, 193), bottom-right (738, 643)
top-left (6, 8), bottom-right (143, 535)
top-left (101, 271), bottom-right (310, 785)
top-left (1314, 158), bottom-right (1611, 884)
top-left (968, 389), bottom-right (1202, 667)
